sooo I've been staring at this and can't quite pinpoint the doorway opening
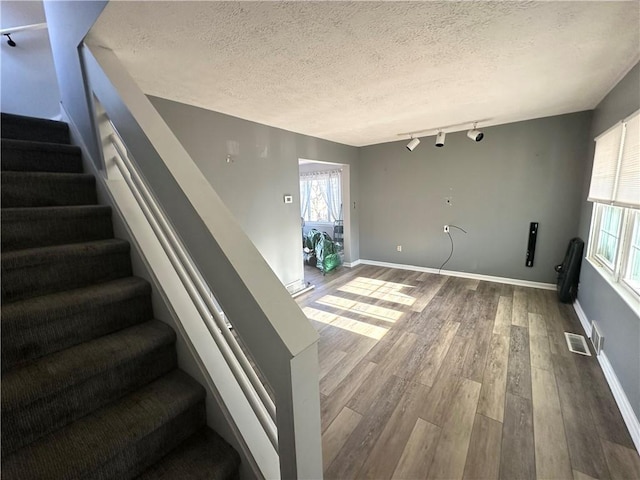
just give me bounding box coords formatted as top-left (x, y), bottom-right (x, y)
top-left (298, 158), bottom-right (351, 285)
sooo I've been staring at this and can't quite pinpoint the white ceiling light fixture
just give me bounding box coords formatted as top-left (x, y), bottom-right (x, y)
top-left (406, 137), bottom-right (420, 152)
top-left (435, 131), bottom-right (446, 148)
top-left (467, 123), bottom-right (484, 142)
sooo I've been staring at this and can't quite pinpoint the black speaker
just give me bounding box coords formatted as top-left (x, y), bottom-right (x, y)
top-left (526, 222), bottom-right (538, 267)
top-left (555, 237), bottom-right (584, 303)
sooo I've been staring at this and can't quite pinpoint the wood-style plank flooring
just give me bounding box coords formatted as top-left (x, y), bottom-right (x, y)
top-left (296, 264), bottom-right (640, 480)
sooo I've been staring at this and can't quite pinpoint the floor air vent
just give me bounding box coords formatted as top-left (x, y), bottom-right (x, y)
top-left (564, 332), bottom-right (592, 356)
top-left (590, 321), bottom-right (603, 355)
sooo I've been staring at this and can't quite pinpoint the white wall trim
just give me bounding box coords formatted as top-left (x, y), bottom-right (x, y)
top-left (573, 301), bottom-right (640, 455)
top-left (355, 259), bottom-right (556, 290)
top-left (285, 279), bottom-right (307, 295)
top-left (598, 351), bottom-right (640, 455)
top-left (573, 300), bottom-right (592, 337)
top-left (343, 259), bottom-right (361, 268)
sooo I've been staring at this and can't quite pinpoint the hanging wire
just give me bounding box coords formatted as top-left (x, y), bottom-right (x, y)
top-left (438, 225), bottom-right (467, 274)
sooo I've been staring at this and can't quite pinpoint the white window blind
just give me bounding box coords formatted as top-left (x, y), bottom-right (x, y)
top-left (617, 113), bottom-right (640, 207)
top-left (588, 110), bottom-right (640, 208)
top-left (588, 122), bottom-right (624, 203)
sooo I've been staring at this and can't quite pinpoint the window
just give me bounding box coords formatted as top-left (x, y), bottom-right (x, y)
top-left (587, 109), bottom-right (640, 303)
top-left (589, 205), bottom-right (640, 298)
top-left (623, 211), bottom-right (640, 292)
top-left (300, 170), bottom-right (342, 223)
top-left (594, 204), bottom-right (623, 269)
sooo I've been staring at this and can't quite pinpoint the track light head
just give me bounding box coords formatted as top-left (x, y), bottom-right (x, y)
top-left (467, 129), bottom-right (484, 141)
top-left (435, 131), bottom-right (446, 148)
top-left (406, 137), bottom-right (420, 152)
top-left (4, 34), bottom-right (16, 47)
top-left (467, 128), bottom-right (484, 142)
top-left (467, 123), bottom-right (484, 142)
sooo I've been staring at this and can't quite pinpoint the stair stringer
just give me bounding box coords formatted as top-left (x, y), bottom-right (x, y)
top-left (61, 104), bottom-right (274, 480)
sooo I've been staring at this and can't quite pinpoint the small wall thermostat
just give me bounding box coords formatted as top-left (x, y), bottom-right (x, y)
top-left (284, 195), bottom-right (293, 204)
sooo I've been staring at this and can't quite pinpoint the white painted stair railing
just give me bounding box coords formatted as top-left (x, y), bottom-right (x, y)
top-left (81, 41), bottom-right (323, 480)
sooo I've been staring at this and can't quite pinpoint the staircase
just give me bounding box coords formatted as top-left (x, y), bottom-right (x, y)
top-left (1, 113), bottom-right (241, 479)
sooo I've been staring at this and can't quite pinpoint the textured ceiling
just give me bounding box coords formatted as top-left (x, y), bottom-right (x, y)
top-left (90, 1), bottom-right (639, 147)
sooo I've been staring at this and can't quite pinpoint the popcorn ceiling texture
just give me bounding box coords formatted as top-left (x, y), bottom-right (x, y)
top-left (90, 1), bottom-right (639, 147)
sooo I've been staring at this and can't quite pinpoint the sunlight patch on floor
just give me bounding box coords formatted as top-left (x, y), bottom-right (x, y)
top-left (303, 306), bottom-right (389, 340)
top-left (316, 294), bottom-right (403, 323)
top-left (337, 277), bottom-right (416, 306)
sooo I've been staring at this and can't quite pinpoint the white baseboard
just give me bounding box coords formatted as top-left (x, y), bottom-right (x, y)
top-left (573, 302), bottom-right (640, 455)
top-left (291, 284), bottom-right (315, 298)
top-left (598, 351), bottom-right (640, 454)
top-left (573, 300), bottom-right (592, 337)
top-left (343, 259), bottom-right (361, 268)
top-left (285, 279), bottom-right (307, 295)
top-left (355, 259), bottom-right (556, 290)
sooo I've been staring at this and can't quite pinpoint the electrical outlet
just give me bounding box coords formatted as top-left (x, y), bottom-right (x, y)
top-left (397, 245), bottom-right (402, 252)
top-left (443, 225), bottom-right (450, 233)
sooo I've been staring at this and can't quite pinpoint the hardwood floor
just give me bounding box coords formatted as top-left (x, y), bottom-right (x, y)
top-left (296, 264), bottom-right (640, 480)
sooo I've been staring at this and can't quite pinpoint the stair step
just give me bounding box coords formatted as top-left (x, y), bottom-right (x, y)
top-left (1, 171), bottom-right (97, 207)
top-left (2, 320), bottom-right (177, 455)
top-left (1, 276), bottom-right (153, 373)
top-left (1, 370), bottom-right (206, 480)
top-left (1, 239), bottom-right (132, 303)
top-left (137, 428), bottom-right (241, 480)
top-left (0, 111), bottom-right (241, 476)
top-left (1, 113), bottom-right (70, 144)
top-left (1, 138), bottom-right (82, 173)
top-left (2, 205), bottom-right (114, 251)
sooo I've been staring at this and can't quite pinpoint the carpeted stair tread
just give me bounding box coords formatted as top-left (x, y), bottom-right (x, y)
top-left (2, 205), bottom-right (114, 251)
top-left (136, 428), bottom-right (241, 480)
top-left (2, 320), bottom-right (177, 455)
top-left (2, 276), bottom-right (153, 372)
top-left (1, 138), bottom-right (82, 173)
top-left (1, 112), bottom-right (70, 144)
top-left (1, 112), bottom-right (241, 478)
top-left (1, 370), bottom-right (207, 480)
top-left (1, 239), bottom-right (132, 303)
top-left (1, 171), bottom-right (97, 207)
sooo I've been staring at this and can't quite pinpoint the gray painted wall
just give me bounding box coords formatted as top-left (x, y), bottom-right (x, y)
top-left (577, 62), bottom-right (640, 419)
top-left (1, 1), bottom-right (60, 119)
top-left (148, 96), bottom-right (359, 287)
top-left (43, 0), bottom-right (107, 162)
top-left (358, 112), bottom-right (592, 284)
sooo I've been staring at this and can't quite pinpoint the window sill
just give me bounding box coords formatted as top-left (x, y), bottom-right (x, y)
top-left (586, 257), bottom-right (640, 317)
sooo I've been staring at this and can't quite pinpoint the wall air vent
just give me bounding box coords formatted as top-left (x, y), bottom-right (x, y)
top-left (564, 332), bottom-right (592, 356)
top-left (590, 321), bottom-right (604, 355)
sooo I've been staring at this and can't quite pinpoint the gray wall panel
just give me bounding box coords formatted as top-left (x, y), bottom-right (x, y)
top-left (1, 1), bottom-right (60, 119)
top-left (148, 96), bottom-right (359, 287)
top-left (44, 0), bottom-right (108, 162)
top-left (358, 112), bottom-right (592, 284)
top-left (577, 62), bottom-right (640, 419)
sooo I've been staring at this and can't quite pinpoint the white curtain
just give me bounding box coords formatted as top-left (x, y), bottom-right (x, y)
top-left (299, 169), bottom-right (342, 222)
top-left (300, 178), bottom-right (311, 220)
top-left (327, 171), bottom-right (342, 221)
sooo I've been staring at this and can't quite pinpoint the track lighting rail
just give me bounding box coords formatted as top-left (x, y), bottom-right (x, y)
top-left (402, 119), bottom-right (488, 150)
top-left (398, 117), bottom-right (491, 138)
